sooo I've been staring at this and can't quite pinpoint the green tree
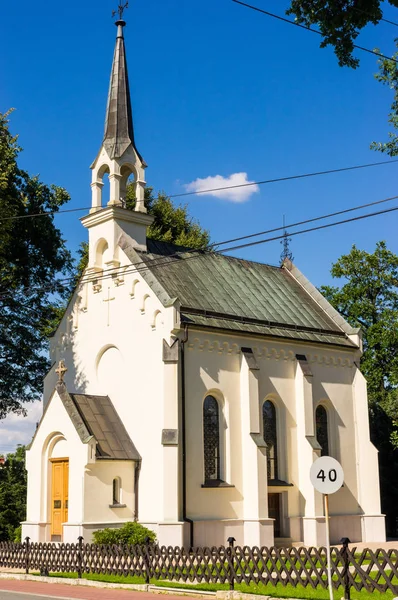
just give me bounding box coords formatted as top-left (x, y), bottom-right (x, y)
top-left (0, 111), bottom-right (73, 419)
top-left (286, 0), bottom-right (398, 68)
top-left (370, 46), bottom-right (398, 156)
top-left (320, 241), bottom-right (398, 535)
top-left (72, 185), bottom-right (210, 282)
top-left (285, 3), bottom-right (398, 156)
top-left (0, 446), bottom-right (27, 541)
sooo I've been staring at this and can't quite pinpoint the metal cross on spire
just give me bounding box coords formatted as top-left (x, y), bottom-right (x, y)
top-left (280, 215), bottom-right (294, 264)
top-left (112, 1), bottom-right (129, 21)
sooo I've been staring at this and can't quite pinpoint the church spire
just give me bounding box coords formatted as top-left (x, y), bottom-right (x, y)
top-left (90, 5), bottom-right (147, 214)
top-left (103, 12), bottom-right (143, 163)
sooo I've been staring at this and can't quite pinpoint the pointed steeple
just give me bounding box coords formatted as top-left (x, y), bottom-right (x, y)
top-left (89, 9), bottom-right (147, 214)
top-left (103, 19), bottom-right (144, 164)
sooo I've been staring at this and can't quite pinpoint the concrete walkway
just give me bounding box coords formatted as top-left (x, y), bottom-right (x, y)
top-left (345, 540), bottom-right (398, 551)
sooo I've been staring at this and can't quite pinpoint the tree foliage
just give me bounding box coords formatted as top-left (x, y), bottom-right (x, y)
top-left (286, 0), bottom-right (398, 68)
top-left (370, 45), bottom-right (398, 156)
top-left (320, 242), bottom-right (398, 408)
top-left (0, 111), bottom-right (73, 418)
top-left (127, 185), bottom-right (210, 249)
top-left (321, 241), bottom-right (398, 535)
top-left (73, 185), bottom-right (210, 280)
top-left (0, 446), bottom-right (27, 541)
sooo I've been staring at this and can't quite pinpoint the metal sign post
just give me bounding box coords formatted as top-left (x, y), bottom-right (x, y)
top-left (324, 493), bottom-right (333, 600)
top-left (310, 456), bottom-right (344, 600)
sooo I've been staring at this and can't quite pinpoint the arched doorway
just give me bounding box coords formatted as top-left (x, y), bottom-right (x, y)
top-left (49, 438), bottom-right (69, 541)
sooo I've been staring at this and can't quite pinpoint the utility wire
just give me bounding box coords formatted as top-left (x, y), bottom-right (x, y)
top-left (221, 204), bottom-right (398, 253)
top-left (232, 0), bottom-right (398, 65)
top-left (1, 195), bottom-right (397, 303)
top-left (2, 193), bottom-right (398, 296)
top-left (214, 194), bottom-right (398, 247)
top-left (353, 5), bottom-right (398, 28)
top-left (1, 158), bottom-right (398, 223)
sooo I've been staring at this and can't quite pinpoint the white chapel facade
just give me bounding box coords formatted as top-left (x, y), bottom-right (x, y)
top-left (22, 17), bottom-right (386, 548)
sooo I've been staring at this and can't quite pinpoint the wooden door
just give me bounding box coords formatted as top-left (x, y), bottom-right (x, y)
top-left (51, 459), bottom-right (69, 539)
top-left (268, 493), bottom-right (281, 537)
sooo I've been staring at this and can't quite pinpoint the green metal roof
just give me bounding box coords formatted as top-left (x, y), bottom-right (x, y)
top-left (129, 240), bottom-right (354, 348)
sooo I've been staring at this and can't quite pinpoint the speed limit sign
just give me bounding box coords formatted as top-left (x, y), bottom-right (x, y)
top-left (310, 456), bottom-right (344, 494)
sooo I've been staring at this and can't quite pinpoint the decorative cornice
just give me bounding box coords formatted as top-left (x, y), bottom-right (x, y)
top-left (81, 206), bottom-right (153, 229)
top-left (186, 336), bottom-right (354, 367)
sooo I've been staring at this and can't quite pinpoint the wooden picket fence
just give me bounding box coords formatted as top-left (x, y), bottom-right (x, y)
top-left (1, 538), bottom-right (398, 597)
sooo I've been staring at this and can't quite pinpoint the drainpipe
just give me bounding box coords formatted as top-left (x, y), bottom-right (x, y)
top-left (134, 461), bottom-right (141, 521)
top-left (181, 323), bottom-right (194, 547)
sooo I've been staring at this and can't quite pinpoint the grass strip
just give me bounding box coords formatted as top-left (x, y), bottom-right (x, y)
top-left (32, 571), bottom-right (398, 599)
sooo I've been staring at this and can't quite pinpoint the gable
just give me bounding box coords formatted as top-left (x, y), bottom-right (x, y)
top-left (29, 383), bottom-right (140, 461)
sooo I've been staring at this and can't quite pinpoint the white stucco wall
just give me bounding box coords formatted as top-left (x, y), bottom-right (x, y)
top-left (183, 330), bottom-right (385, 546)
top-left (23, 390), bottom-right (91, 542)
top-left (39, 225), bottom-right (179, 540)
top-left (84, 461), bottom-right (135, 525)
top-left (26, 215), bottom-right (385, 547)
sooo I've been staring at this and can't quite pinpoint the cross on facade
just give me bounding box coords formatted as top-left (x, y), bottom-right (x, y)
top-left (103, 287), bottom-right (115, 326)
top-left (112, 1), bottom-right (128, 21)
top-left (55, 359), bottom-right (67, 382)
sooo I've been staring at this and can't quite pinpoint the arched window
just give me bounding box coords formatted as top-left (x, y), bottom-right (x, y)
top-left (203, 395), bottom-right (220, 482)
top-left (112, 477), bottom-right (121, 505)
top-left (316, 405), bottom-right (329, 456)
top-left (263, 400), bottom-right (278, 480)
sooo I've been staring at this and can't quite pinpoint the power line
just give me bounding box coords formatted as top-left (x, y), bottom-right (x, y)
top-left (232, 0), bottom-right (398, 65)
top-left (221, 204), bottom-right (398, 253)
top-left (0, 192), bottom-right (395, 298)
top-left (0, 158), bottom-right (397, 223)
top-left (1, 194), bottom-right (397, 303)
top-left (161, 159), bottom-right (398, 198)
top-left (353, 6), bottom-right (398, 28)
top-left (214, 194), bottom-right (398, 247)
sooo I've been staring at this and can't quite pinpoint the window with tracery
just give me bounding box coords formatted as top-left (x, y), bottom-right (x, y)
top-left (316, 405), bottom-right (329, 456)
top-left (203, 395), bottom-right (220, 482)
top-left (263, 400), bottom-right (278, 480)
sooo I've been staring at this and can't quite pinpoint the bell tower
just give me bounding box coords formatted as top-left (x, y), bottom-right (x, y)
top-left (82, 7), bottom-right (153, 271)
top-left (90, 13), bottom-right (146, 212)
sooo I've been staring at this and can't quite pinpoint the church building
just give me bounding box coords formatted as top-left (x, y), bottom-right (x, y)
top-left (22, 16), bottom-right (385, 548)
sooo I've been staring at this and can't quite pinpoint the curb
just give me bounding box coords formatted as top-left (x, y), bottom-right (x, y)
top-left (216, 594), bottom-right (271, 600)
top-left (0, 573), bottom-right (215, 596)
top-left (0, 574), bottom-right (300, 599)
top-left (0, 573), bottom-right (149, 592)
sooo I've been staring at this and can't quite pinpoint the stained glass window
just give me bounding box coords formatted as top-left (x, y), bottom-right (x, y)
top-left (316, 405), bottom-right (329, 456)
top-left (203, 395), bottom-right (220, 482)
top-left (263, 400), bottom-right (278, 480)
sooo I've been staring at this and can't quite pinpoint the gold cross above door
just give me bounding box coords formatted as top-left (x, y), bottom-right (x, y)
top-left (103, 287), bottom-right (115, 326)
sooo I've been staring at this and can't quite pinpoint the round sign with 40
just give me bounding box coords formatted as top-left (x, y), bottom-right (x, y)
top-left (310, 456), bottom-right (344, 495)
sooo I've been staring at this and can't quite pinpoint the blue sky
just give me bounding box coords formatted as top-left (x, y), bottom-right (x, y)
top-left (1, 0), bottom-right (398, 450)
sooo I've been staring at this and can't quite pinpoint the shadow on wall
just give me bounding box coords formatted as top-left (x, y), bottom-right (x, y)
top-left (46, 290), bottom-right (89, 400)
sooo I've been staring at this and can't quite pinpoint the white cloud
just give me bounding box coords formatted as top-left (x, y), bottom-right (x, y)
top-left (0, 401), bottom-right (42, 455)
top-left (184, 172), bottom-right (259, 203)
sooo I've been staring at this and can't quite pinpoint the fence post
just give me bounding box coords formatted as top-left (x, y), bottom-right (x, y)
top-left (227, 536), bottom-right (236, 591)
top-left (143, 535), bottom-right (151, 585)
top-left (77, 536), bottom-right (84, 579)
top-left (24, 537), bottom-right (30, 575)
top-left (340, 537), bottom-right (351, 600)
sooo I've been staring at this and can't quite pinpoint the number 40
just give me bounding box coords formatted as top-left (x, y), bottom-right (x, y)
top-left (317, 468), bottom-right (337, 483)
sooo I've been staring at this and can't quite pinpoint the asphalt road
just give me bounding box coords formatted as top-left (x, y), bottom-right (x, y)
top-left (0, 593), bottom-right (75, 599)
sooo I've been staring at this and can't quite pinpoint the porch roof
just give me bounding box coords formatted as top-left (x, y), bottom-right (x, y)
top-left (69, 392), bottom-right (140, 460)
